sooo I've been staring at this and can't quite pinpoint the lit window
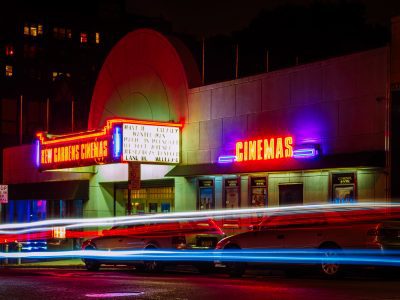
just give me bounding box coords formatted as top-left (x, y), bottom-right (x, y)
top-left (24, 24), bottom-right (29, 35)
top-left (5, 65), bottom-right (13, 77)
top-left (5, 45), bottom-right (14, 56)
top-left (95, 32), bottom-right (100, 44)
top-left (38, 24), bottom-right (43, 35)
top-left (80, 32), bottom-right (87, 43)
top-left (30, 25), bottom-right (37, 37)
top-left (66, 29), bottom-right (72, 39)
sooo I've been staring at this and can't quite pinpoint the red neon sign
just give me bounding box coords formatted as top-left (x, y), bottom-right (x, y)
top-left (36, 118), bottom-right (183, 171)
top-left (235, 136), bottom-right (293, 162)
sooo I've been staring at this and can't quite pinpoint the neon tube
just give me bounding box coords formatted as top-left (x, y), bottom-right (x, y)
top-left (0, 203), bottom-right (399, 232)
top-left (0, 249), bottom-right (400, 267)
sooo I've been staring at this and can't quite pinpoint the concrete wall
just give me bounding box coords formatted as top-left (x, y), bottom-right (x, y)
top-left (183, 47), bottom-right (388, 165)
top-left (85, 164), bottom-right (176, 217)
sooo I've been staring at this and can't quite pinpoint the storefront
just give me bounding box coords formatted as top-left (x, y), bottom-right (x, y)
top-left (2, 26), bottom-right (398, 225)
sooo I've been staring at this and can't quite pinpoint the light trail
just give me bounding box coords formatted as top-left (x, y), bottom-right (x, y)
top-left (0, 249), bottom-right (400, 266)
top-left (0, 202), bottom-right (398, 234)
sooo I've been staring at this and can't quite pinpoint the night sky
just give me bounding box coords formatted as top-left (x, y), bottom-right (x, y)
top-left (126, 0), bottom-right (400, 37)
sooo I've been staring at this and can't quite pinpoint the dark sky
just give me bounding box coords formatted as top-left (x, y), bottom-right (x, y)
top-left (126, 0), bottom-right (400, 37)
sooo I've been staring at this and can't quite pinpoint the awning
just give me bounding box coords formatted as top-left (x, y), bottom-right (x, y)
top-left (166, 151), bottom-right (385, 177)
top-left (114, 179), bottom-right (175, 189)
top-left (8, 180), bottom-right (89, 201)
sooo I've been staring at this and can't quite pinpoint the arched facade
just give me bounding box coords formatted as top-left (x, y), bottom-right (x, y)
top-left (88, 29), bottom-right (200, 130)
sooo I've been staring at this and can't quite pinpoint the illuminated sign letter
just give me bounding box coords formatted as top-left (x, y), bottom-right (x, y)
top-left (236, 142), bottom-right (243, 162)
top-left (257, 139), bottom-right (263, 160)
top-left (264, 139), bottom-right (275, 160)
top-left (249, 140), bottom-right (257, 160)
top-left (284, 137), bottom-right (293, 157)
top-left (276, 138), bottom-right (283, 159)
top-left (244, 141), bottom-right (248, 161)
top-left (234, 135), bottom-right (294, 164)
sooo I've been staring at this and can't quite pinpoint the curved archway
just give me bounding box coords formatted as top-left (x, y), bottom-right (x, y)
top-left (88, 29), bottom-right (200, 129)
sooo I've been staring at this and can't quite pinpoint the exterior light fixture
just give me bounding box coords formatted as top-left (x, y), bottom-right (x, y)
top-left (293, 144), bottom-right (320, 159)
top-left (113, 125), bottom-right (122, 159)
top-left (35, 139), bottom-right (40, 168)
top-left (218, 155), bottom-right (237, 163)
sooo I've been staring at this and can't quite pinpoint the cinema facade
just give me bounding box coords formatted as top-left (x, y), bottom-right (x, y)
top-left (3, 17), bottom-right (400, 225)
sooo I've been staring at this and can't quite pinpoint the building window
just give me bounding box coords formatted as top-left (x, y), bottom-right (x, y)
top-left (23, 44), bottom-right (36, 58)
top-left (54, 27), bottom-right (72, 39)
top-left (80, 32), bottom-right (87, 43)
top-left (95, 32), bottom-right (100, 44)
top-left (5, 65), bottom-right (13, 77)
top-left (24, 24), bottom-right (29, 35)
top-left (24, 23), bottom-right (42, 37)
top-left (52, 71), bottom-right (59, 81)
top-left (5, 45), bottom-right (14, 56)
top-left (38, 24), bottom-right (43, 35)
top-left (52, 71), bottom-right (70, 81)
top-left (30, 25), bottom-right (37, 37)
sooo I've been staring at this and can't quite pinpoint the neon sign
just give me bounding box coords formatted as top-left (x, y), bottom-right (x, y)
top-left (122, 123), bottom-right (180, 163)
top-left (37, 119), bottom-right (182, 171)
top-left (235, 136), bottom-right (293, 162)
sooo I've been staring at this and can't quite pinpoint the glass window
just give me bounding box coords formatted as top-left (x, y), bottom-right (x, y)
top-left (24, 24), bottom-right (29, 35)
top-left (117, 186), bottom-right (175, 215)
top-left (6, 200), bottom-right (47, 223)
top-left (250, 177), bottom-right (267, 207)
top-left (30, 25), bottom-right (37, 37)
top-left (5, 45), bottom-right (14, 56)
top-left (198, 179), bottom-right (215, 210)
top-left (52, 71), bottom-right (59, 81)
top-left (331, 173), bottom-right (356, 204)
top-left (38, 24), bottom-right (43, 35)
top-left (95, 32), bottom-right (100, 44)
top-left (5, 65), bottom-right (13, 77)
top-left (80, 32), bottom-right (87, 43)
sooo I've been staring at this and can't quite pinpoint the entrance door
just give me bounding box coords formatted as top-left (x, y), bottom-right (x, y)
top-left (279, 184), bottom-right (303, 206)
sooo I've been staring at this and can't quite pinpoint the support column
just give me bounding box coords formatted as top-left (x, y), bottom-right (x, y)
top-left (127, 162), bottom-right (141, 215)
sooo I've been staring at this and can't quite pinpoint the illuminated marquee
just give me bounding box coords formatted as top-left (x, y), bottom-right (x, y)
top-left (123, 123), bottom-right (180, 163)
top-left (37, 119), bottom-right (182, 171)
top-left (235, 136), bottom-right (293, 162)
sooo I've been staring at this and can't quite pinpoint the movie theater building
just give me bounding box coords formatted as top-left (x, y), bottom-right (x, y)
top-left (3, 18), bottom-right (400, 223)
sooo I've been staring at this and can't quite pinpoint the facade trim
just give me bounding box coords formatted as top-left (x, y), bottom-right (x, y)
top-left (167, 151), bottom-right (385, 177)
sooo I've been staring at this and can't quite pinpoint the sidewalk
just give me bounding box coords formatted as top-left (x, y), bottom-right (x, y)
top-left (1, 258), bottom-right (85, 269)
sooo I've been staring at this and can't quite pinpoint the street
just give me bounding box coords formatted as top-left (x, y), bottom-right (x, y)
top-left (0, 266), bottom-right (399, 300)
